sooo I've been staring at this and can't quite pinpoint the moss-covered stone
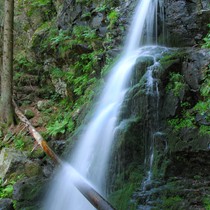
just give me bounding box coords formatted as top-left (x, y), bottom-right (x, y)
top-left (24, 162), bottom-right (42, 177)
top-left (24, 109), bottom-right (35, 119)
top-left (13, 176), bottom-right (47, 209)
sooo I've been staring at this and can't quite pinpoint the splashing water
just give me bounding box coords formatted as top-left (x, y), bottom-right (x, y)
top-left (44, 0), bottom-right (162, 209)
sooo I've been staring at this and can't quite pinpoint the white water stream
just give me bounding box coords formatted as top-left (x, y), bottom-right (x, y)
top-left (44, 0), bottom-right (162, 209)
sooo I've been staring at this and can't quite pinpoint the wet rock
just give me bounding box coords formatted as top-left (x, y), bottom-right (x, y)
top-left (42, 160), bottom-right (54, 178)
top-left (161, 91), bottom-right (179, 118)
top-left (0, 198), bottom-right (14, 210)
top-left (195, 113), bottom-right (210, 126)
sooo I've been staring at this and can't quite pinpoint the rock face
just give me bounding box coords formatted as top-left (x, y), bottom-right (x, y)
top-left (164, 0), bottom-right (210, 46)
top-left (57, 0), bottom-right (137, 49)
top-left (109, 47), bottom-right (210, 208)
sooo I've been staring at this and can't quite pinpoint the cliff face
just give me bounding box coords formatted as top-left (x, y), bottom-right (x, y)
top-left (110, 47), bottom-right (210, 209)
top-left (164, 0), bottom-right (210, 46)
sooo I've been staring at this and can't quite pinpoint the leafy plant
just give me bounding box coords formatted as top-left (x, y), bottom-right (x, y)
top-left (14, 134), bottom-right (25, 150)
top-left (160, 196), bottom-right (183, 209)
top-left (51, 30), bottom-right (71, 46)
top-left (0, 179), bottom-right (14, 198)
top-left (202, 24), bottom-right (210, 48)
top-left (108, 9), bottom-right (119, 29)
top-left (204, 196), bottom-right (210, 210)
top-left (94, 4), bottom-right (107, 12)
top-left (166, 73), bottom-right (185, 97)
top-left (46, 111), bottom-right (74, 137)
top-left (168, 114), bottom-right (195, 131)
top-left (168, 65), bottom-right (210, 136)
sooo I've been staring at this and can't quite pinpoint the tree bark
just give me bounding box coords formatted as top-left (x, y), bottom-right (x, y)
top-left (13, 100), bottom-right (116, 210)
top-left (0, 0), bottom-right (15, 126)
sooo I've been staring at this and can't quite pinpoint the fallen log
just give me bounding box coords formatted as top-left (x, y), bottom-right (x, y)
top-left (13, 100), bottom-right (116, 210)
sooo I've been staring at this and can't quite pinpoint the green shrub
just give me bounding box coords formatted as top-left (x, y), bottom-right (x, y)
top-left (166, 72), bottom-right (185, 97)
top-left (108, 9), bottom-right (119, 29)
top-left (0, 179), bottom-right (14, 198)
top-left (168, 65), bottom-right (210, 136)
top-left (202, 24), bottom-right (210, 48)
top-left (13, 134), bottom-right (26, 150)
top-left (204, 196), bottom-right (210, 210)
top-left (161, 196), bottom-right (183, 209)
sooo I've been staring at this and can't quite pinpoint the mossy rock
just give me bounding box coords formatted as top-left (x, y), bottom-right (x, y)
top-left (24, 109), bottom-right (35, 119)
top-left (24, 162), bottom-right (42, 177)
top-left (28, 147), bottom-right (45, 159)
top-left (13, 176), bottom-right (47, 203)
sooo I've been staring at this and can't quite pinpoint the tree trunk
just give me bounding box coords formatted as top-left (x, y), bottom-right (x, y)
top-left (0, 0), bottom-right (15, 126)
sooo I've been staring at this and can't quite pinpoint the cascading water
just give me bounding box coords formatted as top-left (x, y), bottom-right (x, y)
top-left (44, 0), bottom-right (163, 209)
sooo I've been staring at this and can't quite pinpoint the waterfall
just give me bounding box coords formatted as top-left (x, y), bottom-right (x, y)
top-left (44, 0), bottom-right (162, 209)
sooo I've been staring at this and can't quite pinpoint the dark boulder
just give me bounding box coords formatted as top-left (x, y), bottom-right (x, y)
top-left (0, 199), bottom-right (14, 210)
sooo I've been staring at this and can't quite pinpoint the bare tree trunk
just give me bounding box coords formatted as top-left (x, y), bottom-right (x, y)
top-left (0, 0), bottom-right (15, 126)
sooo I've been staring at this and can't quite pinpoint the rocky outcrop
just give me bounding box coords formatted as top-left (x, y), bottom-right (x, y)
top-left (164, 0), bottom-right (210, 46)
top-left (109, 47), bottom-right (210, 208)
top-left (57, 0), bottom-right (137, 50)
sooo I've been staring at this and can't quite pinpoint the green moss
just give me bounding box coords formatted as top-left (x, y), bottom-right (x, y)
top-left (109, 184), bottom-right (137, 210)
top-left (152, 150), bottom-right (169, 179)
top-left (161, 196), bottom-right (183, 209)
top-left (159, 51), bottom-right (186, 68)
top-left (109, 168), bottom-right (143, 210)
top-left (203, 196), bottom-right (210, 210)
